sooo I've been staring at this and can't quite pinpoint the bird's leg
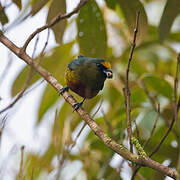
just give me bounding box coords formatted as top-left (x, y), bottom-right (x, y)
top-left (73, 98), bottom-right (86, 111)
top-left (59, 86), bottom-right (69, 95)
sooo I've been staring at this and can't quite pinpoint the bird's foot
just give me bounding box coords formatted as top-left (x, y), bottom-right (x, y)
top-left (73, 102), bottom-right (83, 111)
top-left (59, 86), bottom-right (69, 95)
top-left (73, 98), bottom-right (86, 111)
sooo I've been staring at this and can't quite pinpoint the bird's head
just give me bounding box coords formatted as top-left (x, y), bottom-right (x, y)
top-left (97, 61), bottom-right (113, 79)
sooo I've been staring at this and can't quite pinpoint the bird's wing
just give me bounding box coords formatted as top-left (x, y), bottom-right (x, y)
top-left (68, 59), bottom-right (81, 70)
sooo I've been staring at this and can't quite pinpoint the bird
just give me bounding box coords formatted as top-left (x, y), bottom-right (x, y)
top-left (60, 55), bottom-right (113, 110)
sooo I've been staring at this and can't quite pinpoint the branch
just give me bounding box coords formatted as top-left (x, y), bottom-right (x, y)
top-left (143, 103), bottom-right (160, 149)
top-left (141, 79), bottom-right (180, 139)
top-left (17, 146), bottom-right (25, 180)
top-left (0, 32), bottom-right (178, 179)
top-left (150, 54), bottom-right (180, 157)
top-left (124, 11), bottom-right (140, 153)
top-left (21, 0), bottom-right (89, 52)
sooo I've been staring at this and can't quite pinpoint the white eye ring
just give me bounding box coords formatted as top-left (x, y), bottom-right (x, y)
top-left (106, 71), bottom-right (113, 78)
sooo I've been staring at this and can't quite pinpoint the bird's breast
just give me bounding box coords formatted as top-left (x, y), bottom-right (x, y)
top-left (65, 67), bottom-right (105, 98)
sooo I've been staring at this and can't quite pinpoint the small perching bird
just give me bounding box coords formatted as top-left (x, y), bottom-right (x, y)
top-left (60, 55), bottom-right (113, 110)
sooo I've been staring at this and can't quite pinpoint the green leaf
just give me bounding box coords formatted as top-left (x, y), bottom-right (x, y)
top-left (169, 31), bottom-right (180, 42)
top-left (143, 75), bottom-right (173, 100)
top-left (25, 143), bottom-right (56, 179)
top-left (30, 0), bottom-right (50, 16)
top-left (105, 0), bottom-right (117, 9)
top-left (12, 0), bottom-right (22, 10)
top-left (11, 66), bottom-right (41, 97)
top-left (51, 104), bottom-right (72, 152)
top-left (105, 0), bottom-right (148, 44)
top-left (0, 3), bottom-right (8, 25)
top-left (139, 110), bottom-right (163, 135)
top-left (159, 0), bottom-right (180, 42)
top-left (77, 1), bottom-right (107, 58)
top-left (46, 0), bottom-right (66, 44)
top-left (131, 88), bottom-right (146, 105)
top-left (38, 84), bottom-right (59, 122)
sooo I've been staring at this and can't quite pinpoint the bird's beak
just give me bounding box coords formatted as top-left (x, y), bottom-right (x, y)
top-left (103, 69), bottom-right (113, 78)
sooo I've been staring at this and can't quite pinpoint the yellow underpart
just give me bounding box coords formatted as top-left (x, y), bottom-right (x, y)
top-left (101, 61), bottom-right (111, 69)
top-left (65, 68), bottom-right (79, 85)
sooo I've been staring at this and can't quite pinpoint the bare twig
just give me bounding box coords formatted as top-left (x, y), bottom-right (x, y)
top-left (24, 79), bottom-right (45, 95)
top-left (132, 54), bottom-right (180, 179)
top-left (0, 2), bottom-right (13, 13)
top-left (141, 80), bottom-right (157, 110)
top-left (124, 11), bottom-right (140, 153)
top-left (174, 53), bottom-right (180, 125)
top-left (32, 35), bottom-right (39, 59)
top-left (141, 80), bottom-right (180, 138)
top-left (0, 29), bottom-right (50, 114)
top-left (0, 114), bottom-right (8, 146)
top-left (117, 159), bottom-right (125, 174)
top-left (21, 0), bottom-right (89, 52)
top-left (69, 98), bottom-right (103, 151)
top-left (143, 103), bottom-right (160, 148)
top-left (102, 109), bottom-right (116, 140)
top-left (17, 146), bottom-right (25, 180)
top-left (150, 54), bottom-right (180, 157)
top-left (0, 71), bottom-right (34, 114)
top-left (0, 30), bottom-right (178, 179)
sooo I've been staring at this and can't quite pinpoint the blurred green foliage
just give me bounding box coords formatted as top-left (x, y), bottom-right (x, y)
top-left (2, 0), bottom-right (180, 179)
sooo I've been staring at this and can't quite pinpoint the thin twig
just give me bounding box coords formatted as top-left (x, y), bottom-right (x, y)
top-left (0, 29), bottom-right (50, 114)
top-left (0, 2), bottom-right (13, 13)
top-left (0, 70), bottom-right (34, 114)
top-left (21, 0), bottom-right (89, 52)
top-left (18, 146), bottom-right (25, 180)
top-left (69, 98), bottom-right (103, 151)
top-left (131, 166), bottom-right (140, 180)
top-left (174, 53), bottom-right (180, 125)
top-left (24, 79), bottom-right (45, 95)
top-left (117, 159), bottom-right (125, 174)
top-left (56, 98), bottom-right (103, 176)
top-left (132, 54), bottom-right (180, 179)
top-left (32, 35), bottom-right (39, 59)
top-left (0, 114), bottom-right (8, 146)
top-left (141, 80), bottom-right (157, 110)
top-left (143, 103), bottom-right (160, 148)
top-left (124, 11), bottom-right (140, 153)
top-left (150, 54), bottom-right (180, 157)
top-left (101, 109), bottom-right (116, 140)
top-left (141, 80), bottom-right (180, 138)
